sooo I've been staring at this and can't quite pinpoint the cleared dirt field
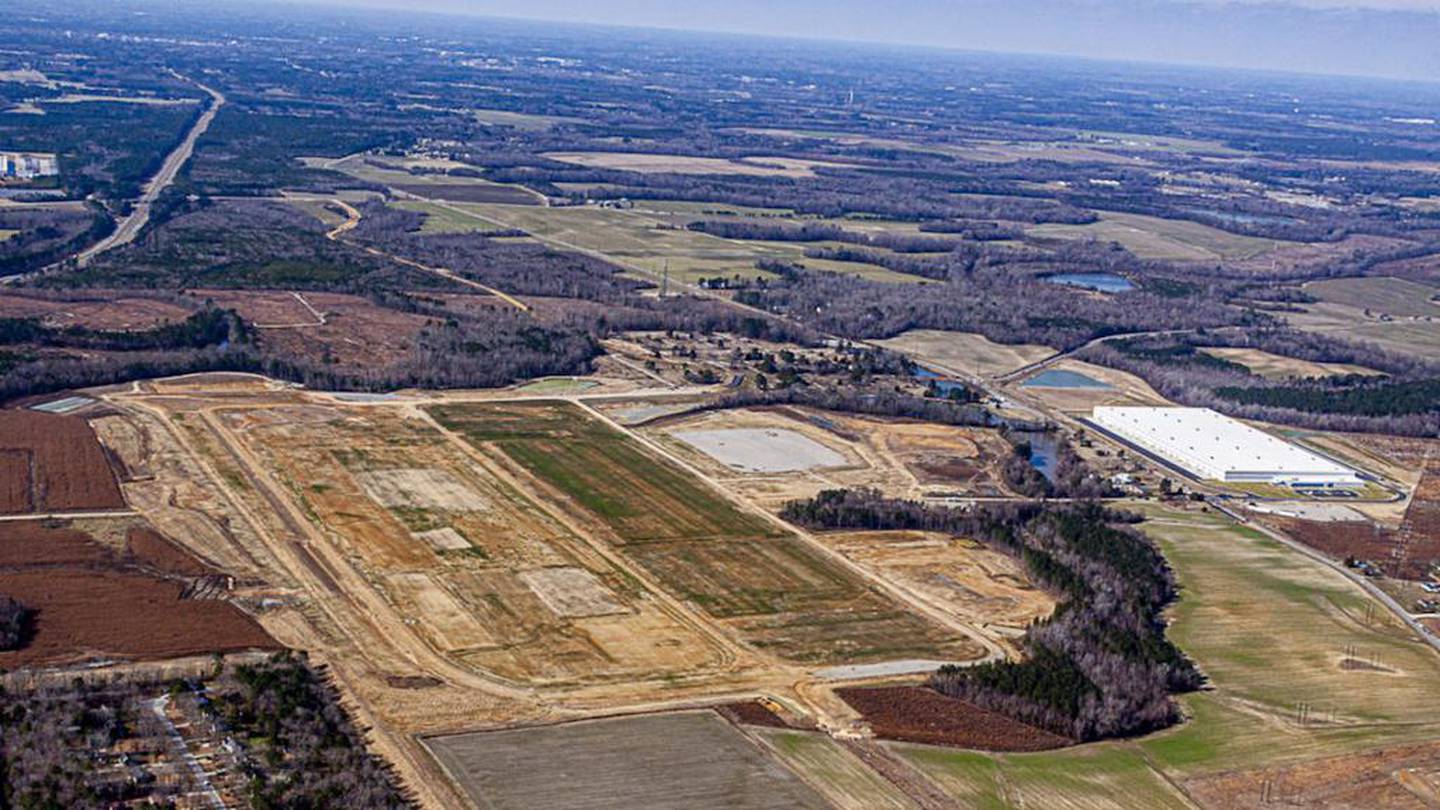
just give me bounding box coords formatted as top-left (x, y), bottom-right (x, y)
top-left (876, 329), bottom-right (1054, 378)
top-left (425, 711), bottom-right (831, 810)
top-left (191, 289), bottom-right (434, 368)
top-left (542, 151), bottom-right (851, 178)
top-left (0, 521), bottom-right (277, 668)
top-left (0, 291), bottom-right (193, 329)
top-left (1014, 359), bottom-right (1173, 413)
top-left (673, 427), bottom-right (848, 472)
top-left (1198, 346), bottom-right (1383, 379)
top-left (814, 531), bottom-right (1054, 635)
top-left (434, 401), bottom-right (985, 665)
top-left (224, 402), bottom-right (724, 685)
top-left (840, 686), bottom-right (1071, 751)
top-left (0, 410), bottom-right (125, 513)
top-left (1304, 276), bottom-right (1440, 319)
top-left (1029, 211), bottom-right (1290, 262)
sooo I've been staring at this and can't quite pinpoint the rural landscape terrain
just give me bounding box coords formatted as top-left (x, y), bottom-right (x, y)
top-left (1, 0), bottom-right (1440, 807)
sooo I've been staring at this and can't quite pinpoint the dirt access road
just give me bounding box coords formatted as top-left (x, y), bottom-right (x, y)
top-left (73, 73), bottom-right (225, 268)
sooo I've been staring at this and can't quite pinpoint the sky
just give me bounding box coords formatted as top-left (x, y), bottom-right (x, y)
top-left (299, 0), bottom-right (1440, 82)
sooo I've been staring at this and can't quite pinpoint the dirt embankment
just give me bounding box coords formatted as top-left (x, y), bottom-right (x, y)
top-left (0, 522), bottom-right (278, 668)
top-left (0, 410), bottom-right (125, 514)
top-left (838, 686), bottom-right (1072, 752)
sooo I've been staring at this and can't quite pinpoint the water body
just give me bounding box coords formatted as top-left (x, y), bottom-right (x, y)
top-left (1185, 209), bottom-right (1297, 227)
top-left (1043, 272), bottom-right (1134, 293)
top-left (1013, 429), bottom-right (1060, 482)
top-left (1022, 369), bottom-right (1112, 390)
top-left (914, 365), bottom-right (973, 399)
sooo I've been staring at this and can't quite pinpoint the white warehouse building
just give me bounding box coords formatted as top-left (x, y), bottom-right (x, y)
top-left (1091, 406), bottom-right (1361, 486)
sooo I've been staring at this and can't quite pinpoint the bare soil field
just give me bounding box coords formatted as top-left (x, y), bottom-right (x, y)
top-left (814, 531), bottom-right (1054, 635)
top-left (0, 410), bottom-right (125, 513)
top-left (423, 711), bottom-right (832, 810)
top-left (0, 290), bottom-right (193, 329)
top-left (125, 525), bottom-right (215, 576)
top-left (541, 151), bottom-right (851, 178)
top-left (838, 686), bottom-right (1072, 751)
top-left (1182, 740), bottom-right (1440, 809)
top-left (672, 427), bottom-right (849, 472)
top-left (225, 402), bottom-right (725, 685)
top-left (0, 521), bottom-right (277, 668)
top-left (191, 289), bottom-right (435, 368)
top-left (1198, 346), bottom-right (1383, 379)
top-left (750, 728), bottom-right (921, 810)
top-left (875, 329), bottom-right (1054, 378)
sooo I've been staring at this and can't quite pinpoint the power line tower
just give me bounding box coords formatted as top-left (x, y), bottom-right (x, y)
top-left (661, 260), bottom-right (669, 299)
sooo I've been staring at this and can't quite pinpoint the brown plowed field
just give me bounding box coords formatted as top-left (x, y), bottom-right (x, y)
top-left (1183, 740), bottom-right (1440, 809)
top-left (716, 701), bottom-right (791, 729)
top-left (837, 686), bottom-right (1071, 752)
top-left (0, 291), bottom-right (193, 330)
top-left (0, 522), bottom-right (277, 667)
top-left (126, 526), bottom-right (216, 576)
top-left (0, 410), bottom-right (124, 513)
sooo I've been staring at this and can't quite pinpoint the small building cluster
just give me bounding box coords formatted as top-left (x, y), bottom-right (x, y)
top-left (0, 150), bottom-right (58, 180)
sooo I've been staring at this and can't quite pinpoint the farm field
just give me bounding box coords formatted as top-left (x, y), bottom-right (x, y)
top-left (843, 686), bottom-right (1070, 752)
top-left (432, 400), bottom-right (984, 665)
top-left (541, 151), bottom-right (853, 178)
top-left (1304, 276), bottom-right (1440, 319)
top-left (875, 329), bottom-right (1055, 378)
top-left (472, 108), bottom-right (583, 130)
top-left (437, 202), bottom-right (931, 284)
top-left (222, 402), bottom-right (725, 685)
top-left (0, 520), bottom-right (278, 667)
top-left (311, 153), bottom-right (544, 205)
top-left (884, 504), bottom-right (1440, 807)
top-left (0, 410), bottom-right (124, 513)
top-left (423, 711), bottom-right (831, 810)
top-left (1287, 300), bottom-right (1440, 358)
top-left (1198, 346), bottom-right (1383, 379)
top-left (394, 199), bottom-right (517, 234)
top-left (1028, 211), bottom-right (1290, 261)
top-left (750, 728), bottom-right (919, 810)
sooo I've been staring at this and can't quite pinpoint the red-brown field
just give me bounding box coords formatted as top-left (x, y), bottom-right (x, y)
top-left (715, 701), bottom-right (792, 729)
top-left (0, 522), bottom-right (278, 668)
top-left (0, 290), bottom-right (194, 330)
top-left (126, 525), bottom-right (216, 576)
top-left (193, 289), bottom-right (436, 369)
top-left (0, 410), bottom-right (125, 513)
top-left (837, 686), bottom-right (1072, 752)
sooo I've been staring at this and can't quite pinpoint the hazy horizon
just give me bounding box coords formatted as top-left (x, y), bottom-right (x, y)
top-left (277, 0), bottom-right (1440, 83)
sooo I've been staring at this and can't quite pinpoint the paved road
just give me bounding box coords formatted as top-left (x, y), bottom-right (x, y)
top-left (73, 75), bottom-right (225, 268)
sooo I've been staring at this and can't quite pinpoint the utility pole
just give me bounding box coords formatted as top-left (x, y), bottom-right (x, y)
top-left (661, 260), bottom-right (669, 299)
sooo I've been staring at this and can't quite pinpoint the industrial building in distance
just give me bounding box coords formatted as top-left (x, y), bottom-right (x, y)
top-left (0, 150), bottom-right (58, 180)
top-left (1091, 406), bottom-right (1362, 487)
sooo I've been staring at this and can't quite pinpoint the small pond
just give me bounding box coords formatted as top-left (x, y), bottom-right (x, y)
top-left (1021, 369), bottom-right (1113, 390)
top-left (1042, 273), bottom-right (1134, 293)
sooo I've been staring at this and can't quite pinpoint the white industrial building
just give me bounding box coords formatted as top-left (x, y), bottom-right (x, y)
top-left (1091, 406), bottom-right (1361, 487)
top-left (0, 151), bottom-right (58, 180)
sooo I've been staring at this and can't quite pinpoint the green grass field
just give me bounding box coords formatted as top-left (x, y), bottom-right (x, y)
top-left (1305, 276), bottom-right (1440, 319)
top-left (394, 200), bottom-right (516, 234)
top-left (890, 504), bottom-right (1440, 806)
top-left (450, 202), bottom-right (931, 285)
top-left (752, 729), bottom-right (916, 810)
top-left (1029, 211), bottom-right (1289, 261)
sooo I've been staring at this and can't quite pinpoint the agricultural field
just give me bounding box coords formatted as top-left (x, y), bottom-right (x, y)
top-left (221, 402), bottom-right (725, 685)
top-left (1287, 301), bottom-right (1440, 358)
top-left (749, 728), bottom-right (918, 810)
top-left (424, 711), bottom-right (831, 810)
top-left (0, 519), bottom-right (278, 667)
top-left (0, 410), bottom-right (125, 513)
top-left (437, 202), bottom-right (931, 284)
top-left (1304, 276), bottom-right (1440, 319)
top-left (1198, 346), bottom-right (1384, 379)
top-left (394, 200), bottom-right (519, 234)
top-left (472, 108), bottom-right (584, 131)
top-left (883, 504), bottom-right (1440, 808)
top-left (1028, 211), bottom-right (1291, 261)
top-left (672, 427), bottom-right (849, 473)
top-left (432, 400), bottom-right (985, 665)
top-left (541, 151), bottom-right (853, 178)
top-left (875, 329), bottom-right (1055, 378)
top-left (312, 153), bottom-right (545, 205)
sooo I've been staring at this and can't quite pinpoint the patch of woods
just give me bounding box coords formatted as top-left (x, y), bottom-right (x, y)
top-left (0, 595), bottom-right (32, 651)
top-left (1001, 433), bottom-right (1114, 499)
top-left (0, 653), bottom-right (410, 809)
top-left (783, 490), bottom-right (1203, 742)
top-left (0, 206), bottom-right (113, 278)
top-left (1078, 328), bottom-right (1440, 436)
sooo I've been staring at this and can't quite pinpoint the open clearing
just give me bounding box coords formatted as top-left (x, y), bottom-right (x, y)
top-left (424, 711), bottom-right (830, 810)
top-left (1198, 346), bottom-right (1383, 379)
top-left (1028, 211), bottom-right (1290, 261)
top-left (1304, 276), bottom-right (1440, 319)
top-left (224, 402), bottom-right (724, 685)
top-left (875, 330), bottom-right (1054, 378)
top-left (673, 427), bottom-right (848, 472)
top-left (887, 504), bottom-right (1440, 807)
top-left (433, 401), bottom-right (984, 665)
top-left (436, 202), bottom-right (930, 284)
top-left (541, 151), bottom-right (853, 178)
